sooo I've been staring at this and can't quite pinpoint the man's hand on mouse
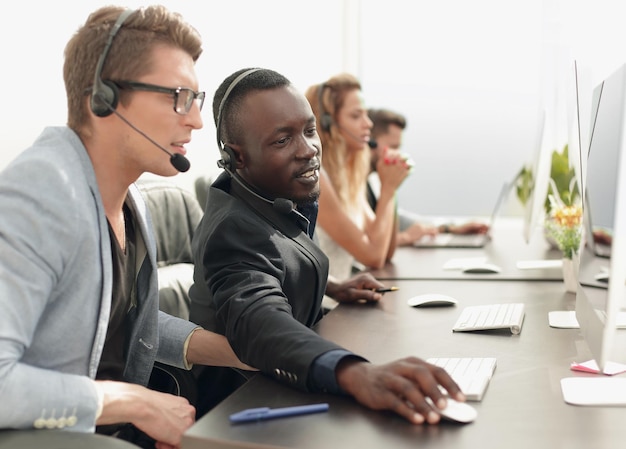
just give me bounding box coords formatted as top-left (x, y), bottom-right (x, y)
top-left (335, 356), bottom-right (466, 425)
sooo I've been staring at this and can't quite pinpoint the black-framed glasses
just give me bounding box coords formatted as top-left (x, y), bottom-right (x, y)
top-left (113, 80), bottom-right (205, 115)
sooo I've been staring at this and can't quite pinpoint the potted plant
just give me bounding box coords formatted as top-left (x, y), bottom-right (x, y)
top-left (514, 144), bottom-right (580, 214)
top-left (544, 202), bottom-right (582, 292)
top-left (515, 144), bottom-right (582, 292)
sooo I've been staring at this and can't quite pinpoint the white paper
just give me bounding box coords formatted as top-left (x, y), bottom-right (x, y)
top-left (442, 257), bottom-right (488, 270)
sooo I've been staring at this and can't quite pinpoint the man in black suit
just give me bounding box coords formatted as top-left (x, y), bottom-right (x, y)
top-left (189, 68), bottom-right (465, 424)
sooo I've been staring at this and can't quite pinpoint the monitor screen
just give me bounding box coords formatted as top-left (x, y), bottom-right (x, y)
top-left (581, 78), bottom-right (616, 262)
top-left (522, 109), bottom-right (551, 244)
top-left (575, 62), bottom-right (626, 371)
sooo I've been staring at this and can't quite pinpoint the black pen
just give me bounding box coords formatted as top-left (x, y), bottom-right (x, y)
top-left (375, 286), bottom-right (399, 293)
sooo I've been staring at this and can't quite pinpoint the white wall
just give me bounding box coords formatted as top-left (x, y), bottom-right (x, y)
top-left (2, 0), bottom-right (626, 216)
top-left (360, 0), bottom-right (543, 216)
top-left (0, 0), bottom-right (346, 196)
top-left (361, 0), bottom-right (626, 217)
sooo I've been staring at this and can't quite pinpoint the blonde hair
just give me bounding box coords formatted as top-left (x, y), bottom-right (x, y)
top-left (305, 73), bottom-right (370, 210)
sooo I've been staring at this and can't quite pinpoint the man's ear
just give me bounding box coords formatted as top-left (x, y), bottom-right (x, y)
top-left (222, 143), bottom-right (246, 171)
top-left (226, 143), bottom-right (246, 170)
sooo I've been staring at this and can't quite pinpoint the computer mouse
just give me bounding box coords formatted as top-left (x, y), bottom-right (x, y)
top-left (594, 266), bottom-right (609, 282)
top-left (594, 272), bottom-right (609, 282)
top-left (407, 294), bottom-right (458, 308)
top-left (462, 262), bottom-right (502, 274)
top-left (425, 397), bottom-right (477, 424)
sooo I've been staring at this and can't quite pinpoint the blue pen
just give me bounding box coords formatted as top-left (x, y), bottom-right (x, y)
top-left (229, 403), bottom-right (329, 424)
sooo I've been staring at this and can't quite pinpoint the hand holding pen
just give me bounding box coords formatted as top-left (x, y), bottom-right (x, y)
top-left (326, 273), bottom-right (396, 304)
top-left (375, 286), bottom-right (399, 293)
top-left (352, 286), bottom-right (399, 305)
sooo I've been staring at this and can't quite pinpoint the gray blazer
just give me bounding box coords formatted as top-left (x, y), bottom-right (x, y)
top-left (0, 127), bottom-right (197, 432)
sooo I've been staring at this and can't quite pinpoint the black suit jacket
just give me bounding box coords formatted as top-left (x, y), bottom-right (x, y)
top-left (189, 173), bottom-right (344, 393)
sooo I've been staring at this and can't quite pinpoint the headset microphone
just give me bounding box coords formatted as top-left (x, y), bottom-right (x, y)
top-left (231, 172), bottom-right (294, 215)
top-left (272, 197), bottom-right (296, 214)
top-left (108, 108), bottom-right (190, 172)
top-left (337, 123), bottom-right (378, 150)
top-left (216, 158), bottom-right (294, 214)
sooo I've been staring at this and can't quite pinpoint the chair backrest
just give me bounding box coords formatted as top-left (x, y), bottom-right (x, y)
top-left (137, 178), bottom-right (203, 266)
top-left (136, 178), bottom-right (204, 319)
top-left (194, 175), bottom-right (213, 212)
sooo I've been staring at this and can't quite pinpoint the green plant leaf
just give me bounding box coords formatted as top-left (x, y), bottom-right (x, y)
top-left (546, 144), bottom-right (580, 212)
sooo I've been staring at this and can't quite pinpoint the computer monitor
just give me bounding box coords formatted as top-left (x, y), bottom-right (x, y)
top-left (568, 61), bottom-right (592, 204)
top-left (524, 61), bottom-right (590, 246)
top-left (522, 108), bottom-right (551, 244)
top-left (575, 62), bottom-right (626, 374)
top-left (581, 78), bottom-right (616, 261)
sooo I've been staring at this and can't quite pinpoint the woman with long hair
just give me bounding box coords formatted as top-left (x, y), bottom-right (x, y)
top-left (305, 73), bottom-right (411, 286)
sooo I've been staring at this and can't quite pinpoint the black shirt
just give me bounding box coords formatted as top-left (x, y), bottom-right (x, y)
top-left (97, 203), bottom-right (136, 382)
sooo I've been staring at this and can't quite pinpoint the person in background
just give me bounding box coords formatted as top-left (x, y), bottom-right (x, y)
top-left (304, 74), bottom-right (410, 286)
top-left (188, 67), bottom-right (466, 426)
top-left (368, 108), bottom-right (489, 246)
top-left (0, 6), bottom-right (249, 448)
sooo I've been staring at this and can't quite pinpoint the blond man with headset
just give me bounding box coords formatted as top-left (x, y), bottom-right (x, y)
top-left (0, 6), bottom-right (249, 448)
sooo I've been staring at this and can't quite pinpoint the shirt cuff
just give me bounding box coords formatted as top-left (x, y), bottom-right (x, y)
top-left (183, 326), bottom-right (202, 370)
top-left (93, 381), bottom-right (105, 421)
top-left (309, 349), bottom-right (367, 394)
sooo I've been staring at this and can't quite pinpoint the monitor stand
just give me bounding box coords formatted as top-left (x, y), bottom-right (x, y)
top-left (561, 377), bottom-right (626, 405)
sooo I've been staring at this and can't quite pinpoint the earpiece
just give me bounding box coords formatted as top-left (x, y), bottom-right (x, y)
top-left (91, 80), bottom-right (120, 118)
top-left (215, 68), bottom-right (262, 172)
top-left (90, 9), bottom-right (136, 117)
top-left (217, 145), bottom-right (237, 174)
top-left (317, 83), bottom-right (333, 132)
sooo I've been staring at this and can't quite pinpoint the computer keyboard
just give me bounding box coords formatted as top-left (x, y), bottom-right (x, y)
top-left (414, 233), bottom-right (488, 248)
top-left (427, 357), bottom-right (497, 401)
top-left (453, 303), bottom-right (525, 334)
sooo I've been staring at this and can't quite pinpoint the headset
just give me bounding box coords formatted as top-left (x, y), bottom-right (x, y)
top-left (215, 68), bottom-right (262, 172)
top-left (317, 82), bottom-right (377, 149)
top-left (88, 8), bottom-right (190, 172)
top-left (90, 8), bottom-right (136, 118)
top-left (316, 83), bottom-right (333, 133)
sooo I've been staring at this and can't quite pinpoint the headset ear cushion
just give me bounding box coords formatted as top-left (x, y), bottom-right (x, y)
top-left (320, 113), bottom-right (332, 132)
top-left (91, 80), bottom-right (120, 117)
top-left (221, 145), bottom-right (236, 172)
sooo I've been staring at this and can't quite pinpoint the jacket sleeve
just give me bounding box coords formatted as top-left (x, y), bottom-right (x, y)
top-left (0, 153), bottom-right (103, 432)
top-left (156, 311), bottom-right (200, 368)
top-left (194, 209), bottom-right (342, 391)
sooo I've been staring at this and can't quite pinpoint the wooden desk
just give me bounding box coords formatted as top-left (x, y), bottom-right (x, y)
top-left (369, 218), bottom-right (565, 281)
top-left (183, 279), bottom-right (626, 449)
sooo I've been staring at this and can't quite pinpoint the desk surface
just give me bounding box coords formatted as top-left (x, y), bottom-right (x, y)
top-left (369, 218), bottom-right (565, 281)
top-left (184, 279), bottom-right (626, 449)
top-left (0, 429), bottom-right (138, 449)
